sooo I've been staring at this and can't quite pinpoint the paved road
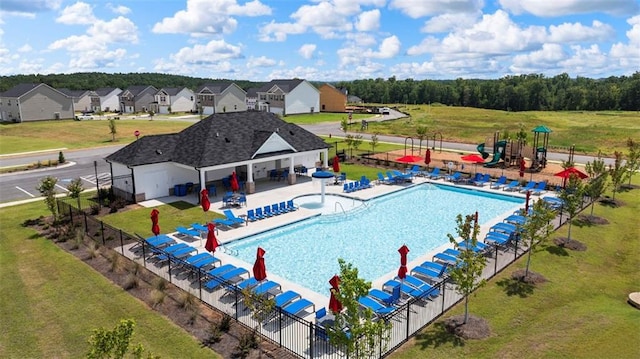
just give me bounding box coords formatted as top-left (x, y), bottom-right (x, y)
top-left (0, 110), bottom-right (613, 204)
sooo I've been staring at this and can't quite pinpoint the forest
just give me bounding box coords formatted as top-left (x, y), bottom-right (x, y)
top-left (1, 71), bottom-right (639, 112)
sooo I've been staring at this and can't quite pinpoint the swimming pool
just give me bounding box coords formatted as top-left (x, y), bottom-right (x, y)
top-left (228, 184), bottom-right (523, 295)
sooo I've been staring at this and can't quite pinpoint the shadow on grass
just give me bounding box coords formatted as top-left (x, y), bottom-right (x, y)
top-left (414, 322), bottom-right (465, 350)
top-left (168, 201), bottom-right (197, 210)
top-left (496, 277), bottom-right (535, 298)
top-left (545, 245), bottom-right (569, 257)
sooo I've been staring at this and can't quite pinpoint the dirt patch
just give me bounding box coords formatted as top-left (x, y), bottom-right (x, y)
top-left (442, 315), bottom-right (491, 340)
top-left (600, 197), bottom-right (625, 208)
top-left (577, 214), bottom-right (609, 225)
top-left (31, 218), bottom-right (295, 359)
top-left (554, 237), bottom-right (587, 251)
top-left (510, 269), bottom-right (547, 285)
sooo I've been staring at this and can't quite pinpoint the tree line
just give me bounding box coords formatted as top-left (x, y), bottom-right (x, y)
top-left (1, 71), bottom-right (639, 111)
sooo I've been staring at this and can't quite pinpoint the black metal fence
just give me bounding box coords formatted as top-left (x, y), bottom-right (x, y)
top-left (56, 194), bottom-right (591, 359)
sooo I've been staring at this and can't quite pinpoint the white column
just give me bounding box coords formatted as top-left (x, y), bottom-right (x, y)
top-left (199, 169), bottom-right (206, 191)
top-left (322, 149), bottom-right (329, 168)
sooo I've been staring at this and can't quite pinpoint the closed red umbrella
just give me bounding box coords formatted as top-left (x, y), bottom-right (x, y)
top-left (519, 158), bottom-right (526, 178)
top-left (424, 149), bottom-right (431, 167)
top-left (200, 188), bottom-right (210, 212)
top-left (253, 247), bottom-right (267, 281)
top-left (150, 209), bottom-right (160, 236)
top-left (230, 171), bottom-right (240, 192)
top-left (332, 155), bottom-right (340, 173)
top-left (329, 275), bottom-right (343, 314)
top-left (205, 222), bottom-right (219, 253)
top-left (397, 245), bottom-right (409, 279)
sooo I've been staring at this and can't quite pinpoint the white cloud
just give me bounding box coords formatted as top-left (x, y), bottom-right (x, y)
top-left (298, 44), bottom-right (316, 59)
top-left (510, 43), bottom-right (567, 72)
top-left (246, 55), bottom-right (277, 68)
top-left (259, 21), bottom-right (307, 42)
top-left (406, 36), bottom-right (440, 56)
top-left (49, 16), bottom-right (138, 52)
top-left (421, 12), bottom-right (480, 33)
top-left (548, 21), bottom-right (615, 43)
top-left (389, 0), bottom-right (483, 19)
top-left (152, 0), bottom-right (271, 35)
top-left (17, 44), bottom-right (33, 52)
top-left (609, 15), bottom-right (640, 67)
top-left (56, 1), bottom-right (96, 25)
top-left (153, 39), bottom-right (244, 74)
top-left (0, 0), bottom-right (61, 16)
top-left (68, 48), bottom-right (127, 70)
top-left (498, 0), bottom-right (640, 17)
top-left (107, 3), bottom-right (131, 15)
top-left (364, 35), bottom-right (401, 59)
top-left (355, 9), bottom-right (380, 31)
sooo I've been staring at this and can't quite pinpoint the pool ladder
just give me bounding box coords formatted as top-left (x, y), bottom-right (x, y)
top-left (221, 246), bottom-right (239, 256)
top-left (334, 201), bottom-right (346, 215)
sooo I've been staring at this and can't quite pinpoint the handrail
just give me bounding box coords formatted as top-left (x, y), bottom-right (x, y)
top-left (334, 201), bottom-right (346, 215)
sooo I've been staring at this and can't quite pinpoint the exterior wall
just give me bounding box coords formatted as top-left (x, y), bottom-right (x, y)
top-left (17, 86), bottom-right (74, 121)
top-left (110, 162), bottom-right (133, 200)
top-left (120, 91), bottom-right (135, 113)
top-left (319, 84), bottom-right (347, 112)
top-left (134, 89), bottom-right (155, 113)
top-left (216, 89), bottom-right (247, 113)
top-left (286, 81), bottom-right (320, 115)
top-left (134, 163), bottom-right (199, 200)
top-left (170, 88), bottom-right (196, 113)
top-left (101, 89), bottom-right (121, 112)
top-left (246, 97), bottom-right (257, 110)
top-left (74, 94), bottom-right (92, 113)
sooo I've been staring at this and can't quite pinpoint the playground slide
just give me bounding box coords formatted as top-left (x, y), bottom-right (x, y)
top-left (477, 143), bottom-right (489, 159)
top-left (483, 140), bottom-right (508, 167)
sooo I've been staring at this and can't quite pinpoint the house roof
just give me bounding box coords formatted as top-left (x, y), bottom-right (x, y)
top-left (195, 82), bottom-right (233, 94)
top-left (157, 87), bottom-right (187, 96)
top-left (57, 88), bottom-right (89, 98)
top-left (122, 85), bottom-right (156, 96)
top-left (1, 83), bottom-right (59, 98)
top-left (245, 87), bottom-right (259, 97)
top-left (258, 79), bottom-right (304, 93)
top-left (95, 87), bottom-right (122, 96)
top-left (106, 111), bottom-right (329, 168)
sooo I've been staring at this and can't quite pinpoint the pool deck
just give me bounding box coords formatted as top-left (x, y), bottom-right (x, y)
top-left (138, 173), bottom-right (545, 317)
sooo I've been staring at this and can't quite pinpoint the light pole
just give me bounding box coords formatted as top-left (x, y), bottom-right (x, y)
top-left (94, 160), bottom-right (100, 205)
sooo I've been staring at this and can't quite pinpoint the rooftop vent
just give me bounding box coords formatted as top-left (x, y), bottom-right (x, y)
top-left (225, 137), bottom-right (230, 143)
top-left (156, 149), bottom-right (163, 155)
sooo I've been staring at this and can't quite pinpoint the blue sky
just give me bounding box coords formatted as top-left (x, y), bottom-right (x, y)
top-left (0, 0), bottom-right (638, 81)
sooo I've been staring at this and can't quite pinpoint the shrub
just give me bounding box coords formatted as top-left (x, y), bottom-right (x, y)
top-left (234, 330), bottom-right (258, 358)
top-left (152, 277), bottom-right (168, 292)
top-left (123, 273), bottom-right (139, 290)
top-left (219, 314), bottom-right (232, 332)
top-left (204, 323), bottom-right (222, 345)
top-left (108, 251), bottom-right (124, 273)
top-left (58, 151), bottom-right (65, 164)
top-left (151, 290), bottom-right (166, 308)
top-left (90, 203), bottom-right (101, 215)
top-left (178, 291), bottom-right (198, 311)
top-left (86, 242), bottom-right (100, 259)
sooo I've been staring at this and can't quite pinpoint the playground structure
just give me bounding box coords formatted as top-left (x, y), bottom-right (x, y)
top-left (476, 126), bottom-right (552, 172)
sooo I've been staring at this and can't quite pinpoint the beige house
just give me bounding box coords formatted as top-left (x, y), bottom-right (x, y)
top-left (152, 87), bottom-right (196, 114)
top-left (94, 87), bottom-right (122, 112)
top-left (195, 82), bottom-right (247, 115)
top-left (119, 85), bottom-right (158, 113)
top-left (58, 88), bottom-right (93, 114)
top-left (256, 79), bottom-right (320, 115)
top-left (0, 83), bottom-right (74, 122)
top-left (318, 83), bottom-right (347, 113)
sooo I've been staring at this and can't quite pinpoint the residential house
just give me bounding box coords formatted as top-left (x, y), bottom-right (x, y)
top-left (245, 87), bottom-right (259, 111)
top-left (152, 87), bottom-right (196, 114)
top-left (256, 79), bottom-right (320, 116)
top-left (119, 85), bottom-right (157, 113)
top-left (58, 88), bottom-right (93, 114)
top-left (318, 83), bottom-right (347, 113)
top-left (106, 111), bottom-right (329, 202)
top-left (0, 83), bottom-right (74, 122)
top-left (94, 87), bottom-right (122, 112)
top-left (195, 82), bottom-right (247, 115)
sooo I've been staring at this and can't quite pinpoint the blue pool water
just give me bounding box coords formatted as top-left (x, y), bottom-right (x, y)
top-left (229, 184), bottom-right (523, 296)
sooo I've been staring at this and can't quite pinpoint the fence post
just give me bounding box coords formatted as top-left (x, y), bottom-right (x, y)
top-left (441, 282), bottom-right (446, 312)
top-left (494, 246), bottom-right (498, 274)
top-left (168, 259), bottom-right (172, 283)
top-left (69, 205), bottom-right (73, 225)
top-left (309, 321), bottom-right (314, 359)
top-left (84, 212), bottom-right (88, 233)
top-left (198, 270), bottom-right (202, 300)
top-left (100, 221), bottom-right (105, 245)
top-left (119, 229), bottom-right (124, 255)
top-left (142, 243), bottom-right (146, 267)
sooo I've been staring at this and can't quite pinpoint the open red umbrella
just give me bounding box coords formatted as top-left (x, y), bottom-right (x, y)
top-left (332, 155), bottom-right (340, 173)
top-left (424, 149), bottom-right (431, 167)
top-left (554, 167), bottom-right (588, 188)
top-left (205, 222), bottom-right (219, 253)
top-left (397, 155), bottom-right (423, 163)
top-left (150, 209), bottom-right (160, 236)
top-left (519, 157), bottom-right (526, 178)
top-left (397, 245), bottom-right (409, 280)
top-left (461, 154), bottom-right (485, 173)
top-left (200, 188), bottom-right (210, 212)
top-left (328, 275), bottom-right (343, 314)
top-left (230, 171), bottom-right (240, 192)
top-left (252, 247), bottom-right (267, 281)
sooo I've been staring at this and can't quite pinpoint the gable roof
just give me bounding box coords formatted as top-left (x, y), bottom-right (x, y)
top-left (1, 83), bottom-right (66, 98)
top-left (57, 88), bottom-right (90, 98)
top-left (122, 85), bottom-right (156, 96)
top-left (258, 79), bottom-right (305, 93)
top-left (106, 111), bottom-right (329, 168)
top-left (157, 87), bottom-right (189, 96)
top-left (95, 87), bottom-right (122, 96)
top-left (195, 82), bottom-right (233, 94)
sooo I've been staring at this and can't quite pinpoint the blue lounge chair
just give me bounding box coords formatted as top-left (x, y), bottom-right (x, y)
top-left (151, 242), bottom-right (189, 258)
top-left (393, 170), bottom-right (413, 181)
top-left (433, 252), bottom-right (458, 265)
top-left (274, 290), bottom-right (302, 308)
top-left (456, 240), bottom-right (490, 253)
top-left (368, 289), bottom-right (395, 306)
top-left (531, 181), bottom-right (547, 195)
top-left (485, 232), bottom-right (510, 246)
top-left (426, 167), bottom-right (441, 179)
top-left (212, 217), bottom-right (236, 228)
top-left (383, 279), bottom-right (424, 298)
top-left (176, 226), bottom-right (200, 239)
top-left (190, 254), bottom-right (220, 270)
top-left (542, 196), bottom-right (564, 209)
top-left (182, 252), bottom-right (211, 266)
top-left (286, 200), bottom-right (298, 211)
top-left (358, 296), bottom-right (395, 315)
top-left (519, 181), bottom-right (537, 193)
top-left (235, 277), bottom-right (259, 291)
top-left (263, 205), bottom-right (275, 217)
top-left (473, 173), bottom-right (491, 186)
top-left (191, 223), bottom-right (208, 233)
top-left (254, 207), bottom-right (266, 219)
top-left (419, 261), bottom-right (449, 275)
top-left (141, 234), bottom-right (174, 248)
top-left (377, 172), bottom-right (391, 185)
top-left (343, 183), bottom-right (351, 193)
top-left (204, 267), bottom-right (249, 290)
top-left (253, 280), bottom-right (281, 296)
top-left (271, 203), bottom-right (283, 215)
top-left (279, 201), bottom-right (289, 213)
top-left (411, 266), bottom-right (442, 282)
top-left (402, 275), bottom-right (441, 299)
top-left (156, 244), bottom-right (196, 261)
top-left (490, 175), bottom-right (508, 189)
top-left (504, 214), bottom-right (526, 225)
top-left (444, 172), bottom-right (462, 183)
top-left (503, 180), bottom-right (520, 191)
top-left (206, 264), bottom-right (237, 278)
top-left (491, 222), bottom-right (517, 235)
top-left (407, 165), bottom-right (422, 177)
top-left (246, 209), bottom-right (258, 222)
top-left (283, 298), bottom-right (315, 317)
top-left (223, 210), bottom-right (245, 225)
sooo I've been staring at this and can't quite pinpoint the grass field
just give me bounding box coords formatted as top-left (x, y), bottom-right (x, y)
top-left (0, 200), bottom-right (218, 358)
top-left (390, 178), bottom-right (640, 359)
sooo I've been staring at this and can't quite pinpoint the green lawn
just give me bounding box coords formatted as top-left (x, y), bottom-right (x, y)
top-left (390, 177), bottom-right (640, 359)
top-left (283, 112), bottom-right (370, 124)
top-left (0, 201), bottom-right (218, 358)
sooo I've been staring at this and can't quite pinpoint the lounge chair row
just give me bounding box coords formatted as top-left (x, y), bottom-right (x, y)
top-left (343, 176), bottom-right (372, 193)
top-left (502, 180), bottom-right (547, 195)
top-left (377, 171), bottom-right (413, 185)
top-left (246, 200), bottom-right (298, 222)
top-left (212, 209), bottom-right (246, 228)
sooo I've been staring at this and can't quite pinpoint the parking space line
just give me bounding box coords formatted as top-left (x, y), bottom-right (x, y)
top-left (15, 186), bottom-right (36, 197)
top-left (55, 184), bottom-right (69, 192)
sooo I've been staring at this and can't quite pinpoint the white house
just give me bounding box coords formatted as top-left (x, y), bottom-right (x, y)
top-left (195, 82), bottom-right (247, 115)
top-left (256, 79), bottom-right (320, 116)
top-left (0, 83), bottom-right (74, 122)
top-left (106, 111), bottom-right (329, 202)
top-left (153, 87), bottom-right (195, 114)
top-left (94, 87), bottom-right (122, 112)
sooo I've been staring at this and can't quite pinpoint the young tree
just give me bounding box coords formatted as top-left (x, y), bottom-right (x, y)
top-left (86, 319), bottom-right (157, 359)
top-left (447, 213), bottom-right (486, 324)
top-left (520, 200), bottom-right (557, 278)
top-left (58, 151), bottom-right (66, 164)
top-left (147, 110), bottom-right (155, 120)
top-left (352, 131), bottom-right (363, 158)
top-left (329, 258), bottom-right (391, 359)
top-left (344, 134), bottom-right (354, 158)
top-left (340, 117), bottom-right (349, 138)
top-left (370, 132), bottom-right (379, 155)
top-left (624, 138), bottom-right (640, 186)
top-left (66, 178), bottom-right (85, 209)
top-left (108, 119), bottom-right (117, 141)
top-left (416, 126), bottom-right (428, 152)
top-left (36, 175), bottom-right (58, 220)
top-left (609, 151), bottom-right (626, 201)
top-left (558, 173), bottom-right (585, 242)
top-left (240, 287), bottom-right (275, 358)
top-left (584, 153), bottom-right (609, 216)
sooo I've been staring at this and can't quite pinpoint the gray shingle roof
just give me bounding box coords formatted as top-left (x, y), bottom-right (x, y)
top-left (123, 85), bottom-right (156, 96)
top-left (106, 111), bottom-right (329, 167)
top-left (258, 79), bottom-right (304, 93)
top-left (95, 87), bottom-right (121, 96)
top-left (157, 87), bottom-right (184, 96)
top-left (2, 83), bottom-right (49, 97)
top-left (195, 82), bottom-right (233, 94)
